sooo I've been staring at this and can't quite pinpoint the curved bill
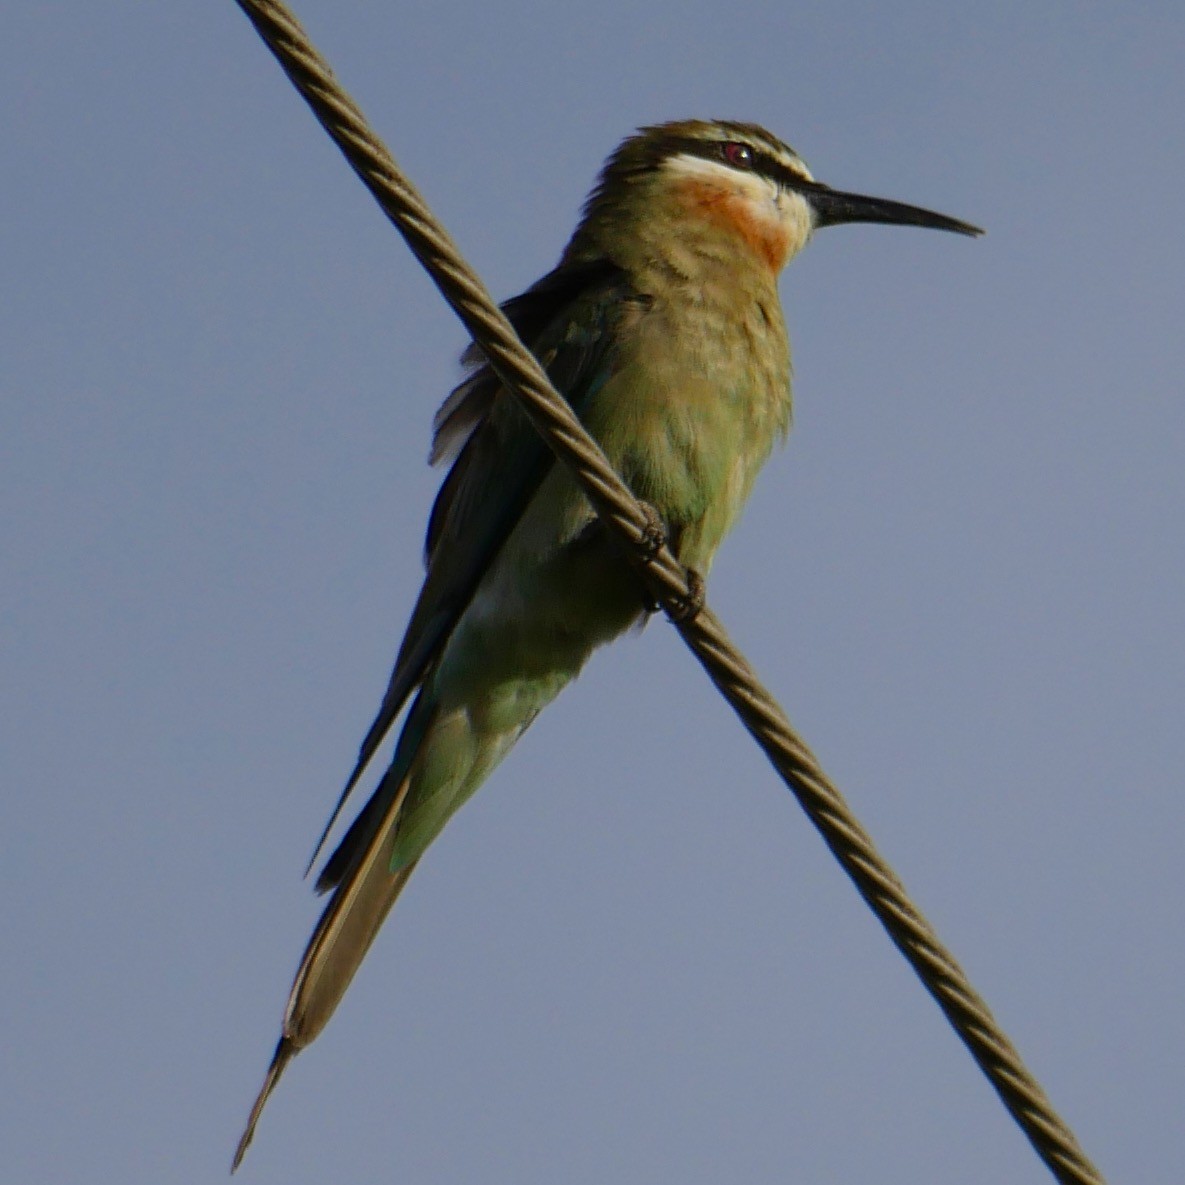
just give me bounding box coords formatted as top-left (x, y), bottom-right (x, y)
top-left (803, 182), bottom-right (983, 237)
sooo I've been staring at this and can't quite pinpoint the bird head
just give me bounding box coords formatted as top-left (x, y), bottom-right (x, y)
top-left (565, 119), bottom-right (981, 280)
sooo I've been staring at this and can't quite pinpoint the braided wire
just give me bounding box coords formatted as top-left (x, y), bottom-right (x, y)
top-left (232, 3), bottom-right (1106, 1182)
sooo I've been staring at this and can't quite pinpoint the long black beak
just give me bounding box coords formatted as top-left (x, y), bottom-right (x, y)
top-left (804, 181), bottom-right (983, 237)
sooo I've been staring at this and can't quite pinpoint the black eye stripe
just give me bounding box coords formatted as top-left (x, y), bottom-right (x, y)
top-left (744, 146), bottom-right (809, 188)
top-left (665, 135), bottom-right (808, 190)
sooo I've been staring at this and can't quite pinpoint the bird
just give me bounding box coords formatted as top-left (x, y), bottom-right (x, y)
top-left (233, 118), bottom-right (981, 1168)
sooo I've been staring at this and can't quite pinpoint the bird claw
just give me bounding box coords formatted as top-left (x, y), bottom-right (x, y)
top-left (629, 504), bottom-right (703, 621)
top-left (636, 501), bottom-right (670, 615)
top-left (666, 568), bottom-right (705, 623)
top-left (635, 500), bottom-right (667, 560)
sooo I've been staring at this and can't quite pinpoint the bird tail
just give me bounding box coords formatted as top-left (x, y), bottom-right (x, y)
top-left (232, 700), bottom-right (435, 1171)
top-left (232, 763), bottom-right (419, 1169)
top-left (233, 680), bottom-right (541, 1168)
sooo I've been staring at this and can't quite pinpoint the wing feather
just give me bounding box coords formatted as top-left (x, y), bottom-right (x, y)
top-left (304, 259), bottom-right (634, 875)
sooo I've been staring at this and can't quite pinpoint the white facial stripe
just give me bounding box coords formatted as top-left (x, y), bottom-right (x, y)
top-left (664, 151), bottom-right (780, 202)
top-left (664, 148), bottom-right (815, 188)
top-left (782, 157), bottom-right (814, 183)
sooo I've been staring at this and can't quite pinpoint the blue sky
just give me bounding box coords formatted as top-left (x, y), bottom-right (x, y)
top-left (3, 3), bottom-right (1182, 1182)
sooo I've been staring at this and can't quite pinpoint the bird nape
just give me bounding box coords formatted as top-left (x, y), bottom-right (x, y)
top-left (233, 118), bottom-right (981, 1169)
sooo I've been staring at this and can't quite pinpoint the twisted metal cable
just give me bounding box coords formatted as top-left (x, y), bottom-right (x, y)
top-left (232, 3), bottom-right (1106, 1182)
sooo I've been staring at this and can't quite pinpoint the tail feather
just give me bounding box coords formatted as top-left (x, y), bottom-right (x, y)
top-left (314, 783), bottom-right (388, 894)
top-left (233, 770), bottom-right (419, 1169)
top-left (234, 687), bottom-right (535, 1166)
top-left (232, 1037), bottom-right (295, 1172)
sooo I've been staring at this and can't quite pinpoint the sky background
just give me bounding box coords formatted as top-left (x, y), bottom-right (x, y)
top-left (3, 3), bottom-right (1183, 1183)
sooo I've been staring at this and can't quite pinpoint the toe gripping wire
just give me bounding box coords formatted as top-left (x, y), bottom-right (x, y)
top-left (232, 4), bottom-right (1105, 1183)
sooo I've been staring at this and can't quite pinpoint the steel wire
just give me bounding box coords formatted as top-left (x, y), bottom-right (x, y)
top-left (231, 4), bottom-right (1106, 1182)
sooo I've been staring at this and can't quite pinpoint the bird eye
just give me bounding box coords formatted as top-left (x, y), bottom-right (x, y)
top-left (722, 141), bottom-right (755, 169)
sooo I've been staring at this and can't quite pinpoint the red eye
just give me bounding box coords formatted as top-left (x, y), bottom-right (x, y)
top-left (722, 141), bottom-right (754, 169)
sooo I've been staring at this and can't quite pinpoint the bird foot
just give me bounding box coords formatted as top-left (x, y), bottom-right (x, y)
top-left (635, 500), bottom-right (667, 560)
top-left (636, 501), bottom-right (671, 615)
top-left (666, 568), bottom-right (705, 623)
top-left (629, 504), bottom-right (702, 621)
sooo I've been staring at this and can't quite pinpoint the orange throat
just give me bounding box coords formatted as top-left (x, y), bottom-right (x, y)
top-left (672, 176), bottom-right (793, 274)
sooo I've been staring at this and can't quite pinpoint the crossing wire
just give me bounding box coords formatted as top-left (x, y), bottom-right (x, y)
top-left (231, 3), bottom-right (1106, 1182)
